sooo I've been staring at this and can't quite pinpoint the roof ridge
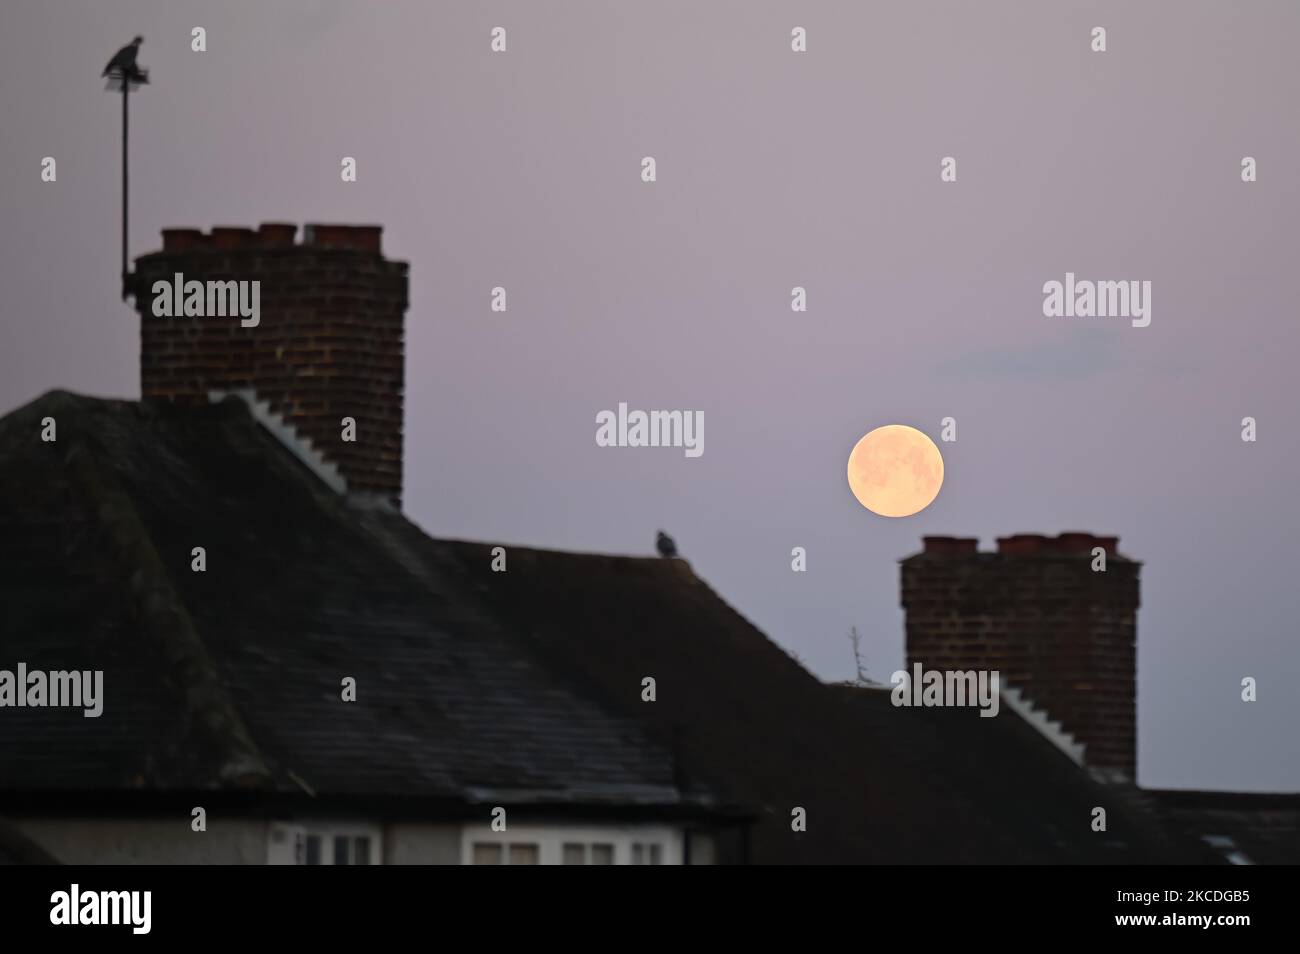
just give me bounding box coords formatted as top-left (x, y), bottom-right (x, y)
top-left (432, 534), bottom-right (694, 566)
top-left (61, 432), bottom-right (273, 788)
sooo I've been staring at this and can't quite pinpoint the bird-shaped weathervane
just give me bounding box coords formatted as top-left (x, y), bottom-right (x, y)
top-left (656, 530), bottom-right (678, 559)
top-left (103, 36), bottom-right (147, 84)
top-left (102, 36), bottom-right (149, 301)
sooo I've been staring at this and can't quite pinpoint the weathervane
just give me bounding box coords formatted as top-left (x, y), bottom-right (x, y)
top-left (102, 36), bottom-right (149, 301)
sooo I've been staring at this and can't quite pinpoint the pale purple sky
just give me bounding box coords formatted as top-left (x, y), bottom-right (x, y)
top-left (2, 1), bottom-right (1297, 791)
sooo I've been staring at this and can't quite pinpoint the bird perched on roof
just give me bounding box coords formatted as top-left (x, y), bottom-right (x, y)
top-left (656, 530), bottom-right (678, 559)
top-left (103, 36), bottom-right (144, 77)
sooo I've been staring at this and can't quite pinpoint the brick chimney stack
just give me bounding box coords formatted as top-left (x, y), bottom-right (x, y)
top-left (901, 534), bottom-right (1139, 777)
top-left (132, 224), bottom-right (409, 506)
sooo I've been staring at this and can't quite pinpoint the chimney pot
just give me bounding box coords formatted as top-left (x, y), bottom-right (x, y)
top-left (1093, 535), bottom-right (1119, 554)
top-left (211, 227), bottom-right (257, 249)
top-left (1057, 532), bottom-right (1099, 554)
top-left (305, 224), bottom-right (382, 253)
top-left (996, 534), bottom-right (1049, 555)
top-left (161, 228), bottom-right (205, 251)
top-left (257, 223), bottom-right (297, 247)
top-left (922, 536), bottom-right (979, 555)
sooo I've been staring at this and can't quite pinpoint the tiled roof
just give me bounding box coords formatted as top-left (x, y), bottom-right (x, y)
top-left (423, 539), bottom-right (1218, 863)
top-left (1146, 790), bottom-right (1300, 864)
top-left (0, 391), bottom-right (716, 815)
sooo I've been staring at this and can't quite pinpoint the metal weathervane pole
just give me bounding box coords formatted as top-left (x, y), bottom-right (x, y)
top-left (122, 79), bottom-right (129, 298)
top-left (103, 36), bottom-right (148, 301)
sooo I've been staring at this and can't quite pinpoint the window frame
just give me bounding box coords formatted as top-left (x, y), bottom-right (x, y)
top-left (460, 823), bottom-right (681, 865)
top-left (268, 821), bottom-right (383, 865)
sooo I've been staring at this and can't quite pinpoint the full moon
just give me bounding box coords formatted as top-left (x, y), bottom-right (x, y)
top-left (846, 424), bottom-right (944, 518)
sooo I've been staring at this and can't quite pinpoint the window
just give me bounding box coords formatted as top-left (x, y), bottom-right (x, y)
top-left (562, 843), bottom-right (586, 865)
top-left (462, 825), bottom-right (679, 864)
top-left (631, 842), bottom-right (663, 865)
top-left (334, 835), bottom-right (372, 865)
top-left (472, 843), bottom-right (502, 865)
top-left (560, 841), bottom-right (618, 864)
top-left (470, 842), bottom-right (540, 865)
top-left (295, 831), bottom-right (371, 865)
top-left (508, 844), bottom-right (539, 865)
top-left (270, 823), bottom-right (382, 865)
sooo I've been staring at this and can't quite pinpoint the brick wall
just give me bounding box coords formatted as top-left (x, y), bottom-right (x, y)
top-left (132, 223), bottom-right (409, 506)
top-left (901, 533), bottom-right (1139, 776)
